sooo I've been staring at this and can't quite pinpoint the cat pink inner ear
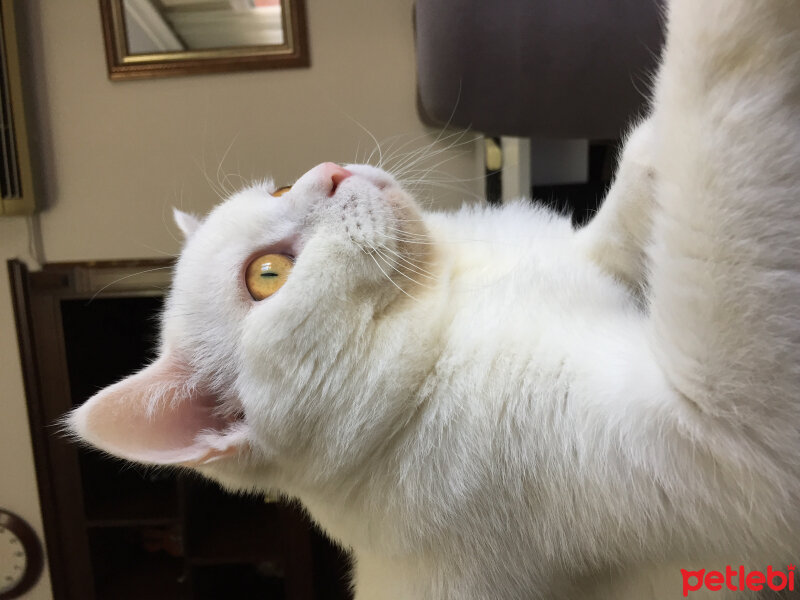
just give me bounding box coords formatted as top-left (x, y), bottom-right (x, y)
top-left (173, 208), bottom-right (203, 239)
top-left (68, 354), bottom-right (247, 466)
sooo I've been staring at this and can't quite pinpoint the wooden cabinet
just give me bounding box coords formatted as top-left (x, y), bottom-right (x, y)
top-left (8, 259), bottom-right (351, 600)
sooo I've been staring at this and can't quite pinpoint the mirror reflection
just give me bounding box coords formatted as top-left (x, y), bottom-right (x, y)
top-left (122, 0), bottom-right (285, 55)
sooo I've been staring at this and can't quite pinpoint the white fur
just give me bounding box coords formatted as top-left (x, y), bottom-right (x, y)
top-left (69, 0), bottom-right (800, 598)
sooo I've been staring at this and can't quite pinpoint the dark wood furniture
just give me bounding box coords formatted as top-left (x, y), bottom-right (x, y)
top-left (9, 259), bottom-right (351, 600)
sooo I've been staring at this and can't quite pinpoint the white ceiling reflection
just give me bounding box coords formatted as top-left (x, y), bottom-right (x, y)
top-left (123, 0), bottom-right (285, 55)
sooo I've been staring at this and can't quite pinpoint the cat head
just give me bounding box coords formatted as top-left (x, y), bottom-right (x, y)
top-left (68, 162), bottom-right (439, 493)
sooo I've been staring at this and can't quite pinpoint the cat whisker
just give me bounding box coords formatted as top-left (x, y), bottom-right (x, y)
top-left (393, 143), bottom-right (475, 189)
top-left (382, 128), bottom-right (467, 174)
top-left (86, 266), bottom-right (174, 304)
top-left (365, 131), bottom-right (433, 170)
top-left (387, 216), bottom-right (429, 223)
top-left (387, 132), bottom-right (469, 180)
top-left (388, 128), bottom-right (474, 180)
top-left (361, 245), bottom-right (419, 302)
top-left (345, 115), bottom-right (385, 169)
top-left (353, 139), bottom-right (363, 165)
top-left (197, 158), bottom-right (227, 201)
top-left (373, 246), bottom-right (430, 260)
top-left (374, 130), bottom-right (442, 168)
top-left (399, 170), bottom-right (489, 190)
top-left (136, 243), bottom-right (180, 259)
top-left (384, 238), bottom-right (434, 256)
top-left (400, 179), bottom-right (487, 204)
top-left (391, 94), bottom-right (466, 168)
top-left (383, 236), bottom-right (440, 254)
top-left (384, 225), bottom-right (431, 240)
top-left (383, 227), bottom-right (441, 243)
top-left (369, 245), bottom-right (434, 291)
top-left (221, 170), bottom-right (249, 197)
top-left (374, 243), bottom-right (438, 280)
top-left (398, 168), bottom-right (488, 184)
top-left (379, 232), bottom-right (440, 246)
top-left (215, 133), bottom-right (241, 198)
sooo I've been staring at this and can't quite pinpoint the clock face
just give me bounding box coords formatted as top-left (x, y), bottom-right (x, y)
top-left (0, 510), bottom-right (42, 600)
top-left (0, 525), bottom-right (27, 594)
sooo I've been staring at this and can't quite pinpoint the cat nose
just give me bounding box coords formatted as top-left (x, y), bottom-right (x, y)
top-left (319, 162), bottom-right (352, 196)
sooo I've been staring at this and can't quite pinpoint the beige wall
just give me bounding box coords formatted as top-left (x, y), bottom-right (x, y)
top-left (2, 1), bottom-right (479, 597)
top-left (0, 218), bottom-right (52, 600)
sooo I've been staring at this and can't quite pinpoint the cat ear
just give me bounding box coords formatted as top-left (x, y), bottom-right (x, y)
top-left (173, 208), bottom-right (203, 239)
top-left (67, 353), bottom-right (248, 466)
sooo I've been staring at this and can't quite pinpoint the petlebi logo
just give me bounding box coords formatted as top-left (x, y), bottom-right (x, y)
top-left (681, 565), bottom-right (796, 597)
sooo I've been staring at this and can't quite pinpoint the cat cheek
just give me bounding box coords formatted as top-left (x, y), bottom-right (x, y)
top-left (65, 354), bottom-right (248, 467)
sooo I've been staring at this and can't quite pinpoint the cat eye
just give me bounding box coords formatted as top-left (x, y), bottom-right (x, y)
top-left (245, 254), bottom-right (294, 301)
top-left (272, 185), bottom-right (292, 197)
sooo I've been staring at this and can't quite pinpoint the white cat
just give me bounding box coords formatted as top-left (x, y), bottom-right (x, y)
top-left (68, 0), bottom-right (800, 598)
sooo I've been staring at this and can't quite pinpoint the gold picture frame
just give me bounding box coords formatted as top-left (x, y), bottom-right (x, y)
top-left (99, 0), bottom-right (310, 80)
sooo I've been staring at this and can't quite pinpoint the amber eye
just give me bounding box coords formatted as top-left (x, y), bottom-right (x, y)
top-left (245, 254), bottom-right (293, 300)
top-left (272, 185), bottom-right (292, 197)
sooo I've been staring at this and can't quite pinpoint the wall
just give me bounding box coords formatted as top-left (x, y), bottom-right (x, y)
top-left (0, 217), bottom-right (51, 599)
top-left (1, 1), bottom-right (479, 597)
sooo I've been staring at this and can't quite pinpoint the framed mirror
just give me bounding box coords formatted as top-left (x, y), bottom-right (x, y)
top-left (99, 0), bottom-right (309, 80)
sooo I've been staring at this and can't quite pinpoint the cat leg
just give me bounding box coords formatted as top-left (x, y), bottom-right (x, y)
top-left (647, 0), bottom-right (800, 432)
top-left (576, 118), bottom-right (657, 298)
top-left (550, 0), bottom-right (800, 582)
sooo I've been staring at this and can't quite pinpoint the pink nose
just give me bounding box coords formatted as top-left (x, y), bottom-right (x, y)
top-left (319, 162), bottom-right (352, 196)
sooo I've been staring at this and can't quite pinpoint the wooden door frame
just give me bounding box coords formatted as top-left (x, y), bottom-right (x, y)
top-left (8, 258), bottom-right (173, 599)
